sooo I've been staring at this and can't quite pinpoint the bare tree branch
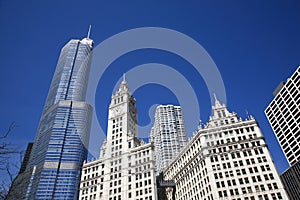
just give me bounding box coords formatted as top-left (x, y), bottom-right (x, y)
top-left (6, 164), bottom-right (13, 184)
top-left (0, 180), bottom-right (9, 200)
top-left (0, 122), bottom-right (22, 199)
top-left (0, 122), bottom-right (20, 170)
top-left (0, 122), bottom-right (17, 139)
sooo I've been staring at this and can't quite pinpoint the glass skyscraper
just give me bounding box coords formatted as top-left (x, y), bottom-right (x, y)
top-left (10, 34), bottom-right (94, 200)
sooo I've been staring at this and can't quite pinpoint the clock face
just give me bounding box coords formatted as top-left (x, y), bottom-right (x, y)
top-left (113, 107), bottom-right (120, 115)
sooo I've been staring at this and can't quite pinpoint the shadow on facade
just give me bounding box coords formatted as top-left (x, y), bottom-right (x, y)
top-left (156, 172), bottom-right (176, 200)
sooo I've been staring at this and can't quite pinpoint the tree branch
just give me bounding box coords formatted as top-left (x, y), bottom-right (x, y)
top-left (0, 122), bottom-right (17, 139)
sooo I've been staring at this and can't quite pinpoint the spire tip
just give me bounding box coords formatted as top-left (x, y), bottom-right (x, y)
top-left (213, 93), bottom-right (221, 106)
top-left (213, 93), bottom-right (217, 101)
top-left (123, 73), bottom-right (126, 82)
top-left (87, 25), bottom-right (92, 39)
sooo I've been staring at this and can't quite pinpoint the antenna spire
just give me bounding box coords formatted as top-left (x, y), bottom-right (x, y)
top-left (87, 25), bottom-right (91, 39)
top-left (213, 93), bottom-right (218, 102)
top-left (123, 73), bottom-right (126, 82)
top-left (213, 93), bottom-right (221, 106)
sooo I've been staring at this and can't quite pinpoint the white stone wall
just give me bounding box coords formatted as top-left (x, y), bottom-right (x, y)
top-left (79, 79), bottom-right (157, 200)
top-left (164, 100), bottom-right (289, 200)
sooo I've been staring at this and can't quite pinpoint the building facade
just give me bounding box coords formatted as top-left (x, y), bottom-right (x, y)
top-left (10, 34), bottom-right (94, 200)
top-left (265, 66), bottom-right (300, 199)
top-left (19, 142), bottom-right (34, 174)
top-left (265, 66), bottom-right (300, 166)
top-left (163, 97), bottom-right (288, 200)
top-left (79, 78), bottom-right (158, 200)
top-left (149, 105), bottom-right (187, 174)
top-left (280, 161), bottom-right (300, 200)
top-left (6, 142), bottom-right (34, 199)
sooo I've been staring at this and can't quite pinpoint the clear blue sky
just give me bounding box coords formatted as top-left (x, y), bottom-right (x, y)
top-left (1, 1), bottom-right (299, 181)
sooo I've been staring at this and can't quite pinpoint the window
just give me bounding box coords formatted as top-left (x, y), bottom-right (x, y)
top-left (264, 174), bottom-right (269, 181)
top-left (227, 180), bottom-right (232, 186)
top-left (247, 186), bottom-right (252, 193)
top-left (242, 187), bottom-right (247, 194)
top-left (239, 178), bottom-right (244, 184)
top-left (242, 169), bottom-right (246, 175)
top-left (218, 191), bottom-right (223, 197)
top-left (257, 176), bottom-right (262, 181)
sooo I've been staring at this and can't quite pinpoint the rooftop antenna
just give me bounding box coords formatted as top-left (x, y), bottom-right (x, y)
top-left (87, 25), bottom-right (91, 39)
top-left (213, 93), bottom-right (217, 102)
top-left (123, 73), bottom-right (126, 82)
top-left (213, 93), bottom-right (219, 103)
top-left (213, 93), bottom-right (222, 107)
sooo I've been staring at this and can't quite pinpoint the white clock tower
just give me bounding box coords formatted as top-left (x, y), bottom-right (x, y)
top-left (79, 75), bottom-right (158, 200)
top-left (106, 75), bottom-right (138, 152)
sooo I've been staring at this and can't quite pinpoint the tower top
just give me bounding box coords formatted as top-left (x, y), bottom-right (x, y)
top-left (116, 73), bottom-right (129, 93)
top-left (213, 93), bottom-right (222, 107)
top-left (81, 25), bottom-right (93, 48)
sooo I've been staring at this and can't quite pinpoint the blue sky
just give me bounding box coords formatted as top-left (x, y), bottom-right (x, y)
top-left (1, 1), bottom-right (299, 180)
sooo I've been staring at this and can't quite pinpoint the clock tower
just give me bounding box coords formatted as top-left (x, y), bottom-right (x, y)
top-left (106, 75), bottom-right (138, 151)
top-left (79, 75), bottom-right (158, 200)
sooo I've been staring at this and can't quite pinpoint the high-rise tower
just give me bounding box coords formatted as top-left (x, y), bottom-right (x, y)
top-left (79, 77), bottom-right (158, 200)
top-left (265, 66), bottom-right (300, 166)
top-left (265, 66), bottom-right (300, 200)
top-left (10, 31), bottom-right (94, 200)
top-left (149, 105), bottom-right (187, 174)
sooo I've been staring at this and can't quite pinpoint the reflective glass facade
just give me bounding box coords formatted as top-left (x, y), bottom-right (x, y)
top-left (12, 37), bottom-right (94, 200)
top-left (43, 38), bottom-right (93, 112)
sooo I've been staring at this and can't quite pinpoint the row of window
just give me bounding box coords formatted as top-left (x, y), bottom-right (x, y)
top-left (210, 148), bottom-right (265, 164)
top-left (214, 163), bottom-right (271, 180)
top-left (218, 189), bottom-right (283, 199)
top-left (84, 164), bottom-right (104, 174)
top-left (113, 96), bottom-right (124, 105)
top-left (205, 126), bottom-right (256, 141)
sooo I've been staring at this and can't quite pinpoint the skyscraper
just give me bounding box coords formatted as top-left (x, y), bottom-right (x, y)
top-left (11, 31), bottom-right (94, 200)
top-left (265, 66), bottom-right (300, 166)
top-left (265, 66), bottom-right (300, 199)
top-left (149, 105), bottom-right (187, 174)
top-left (79, 77), bottom-right (158, 200)
top-left (163, 97), bottom-right (288, 199)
